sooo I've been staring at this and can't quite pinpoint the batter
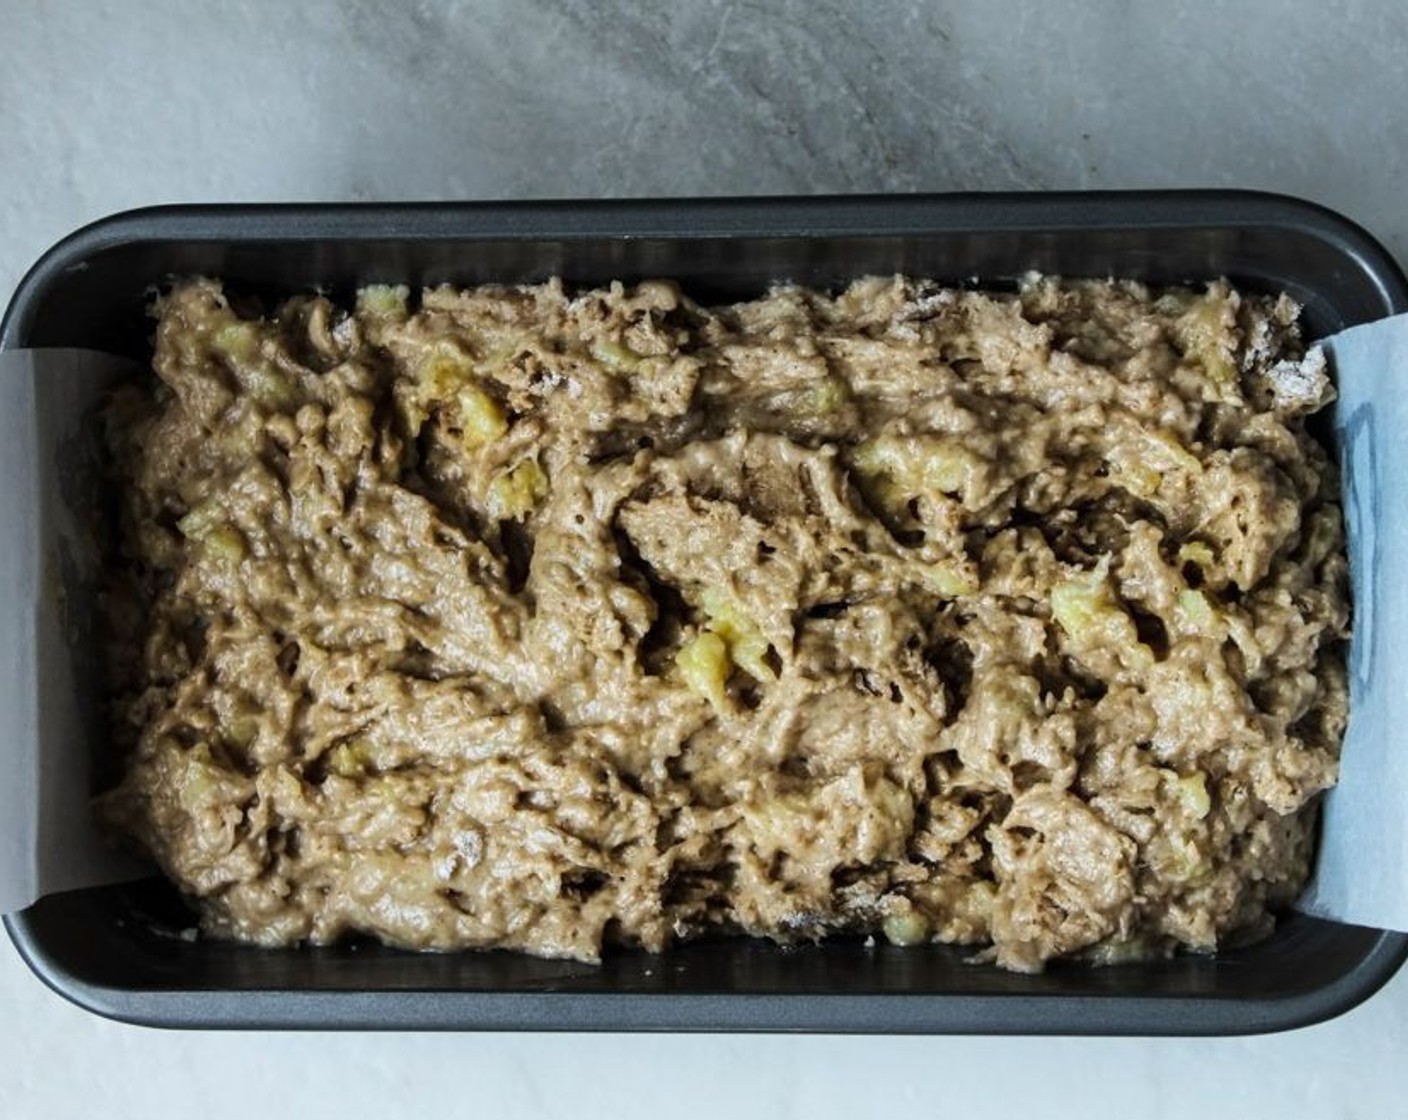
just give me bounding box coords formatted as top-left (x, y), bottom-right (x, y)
top-left (98, 273), bottom-right (1348, 971)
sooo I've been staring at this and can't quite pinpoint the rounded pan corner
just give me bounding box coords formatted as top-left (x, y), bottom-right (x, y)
top-left (1247, 930), bottom-right (1408, 1036)
top-left (1, 203), bottom-right (215, 351)
top-left (3, 912), bottom-right (163, 1030)
top-left (1191, 186), bottom-right (1395, 250)
top-left (1209, 189), bottom-right (1408, 309)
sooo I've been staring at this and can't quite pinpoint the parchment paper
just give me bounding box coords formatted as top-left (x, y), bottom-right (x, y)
top-left (1296, 316), bottom-right (1408, 929)
top-left (0, 349), bottom-right (145, 913)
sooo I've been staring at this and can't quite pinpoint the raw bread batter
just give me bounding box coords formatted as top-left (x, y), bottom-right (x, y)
top-left (99, 273), bottom-right (1347, 971)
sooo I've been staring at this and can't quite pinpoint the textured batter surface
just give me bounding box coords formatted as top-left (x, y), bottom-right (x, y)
top-left (99, 274), bottom-right (1348, 971)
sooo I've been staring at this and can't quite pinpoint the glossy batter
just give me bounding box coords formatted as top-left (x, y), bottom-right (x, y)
top-left (99, 273), bottom-right (1348, 971)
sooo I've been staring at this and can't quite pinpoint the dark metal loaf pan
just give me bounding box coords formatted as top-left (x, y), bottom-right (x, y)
top-left (3, 191), bottom-right (1404, 1033)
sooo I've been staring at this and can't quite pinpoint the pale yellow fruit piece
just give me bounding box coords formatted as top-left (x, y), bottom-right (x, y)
top-left (852, 434), bottom-right (978, 498)
top-left (1111, 458), bottom-right (1163, 497)
top-left (676, 631), bottom-right (731, 712)
top-left (590, 338), bottom-right (644, 371)
top-left (924, 560), bottom-right (978, 598)
top-left (457, 384), bottom-right (509, 448)
top-left (325, 739), bottom-right (374, 779)
top-left (1177, 541), bottom-right (1216, 570)
top-left (487, 460), bottom-right (548, 521)
top-left (421, 351), bottom-right (472, 399)
top-left (1176, 293), bottom-right (1240, 392)
top-left (224, 713), bottom-right (260, 750)
top-left (802, 376), bottom-right (850, 413)
top-left (356, 284), bottom-right (409, 319)
top-left (209, 320), bottom-right (261, 363)
top-left (210, 319), bottom-right (298, 408)
top-left (1171, 771), bottom-right (1211, 820)
top-left (1176, 588), bottom-right (1218, 631)
top-left (1050, 560), bottom-right (1154, 670)
top-left (177, 499), bottom-right (225, 539)
top-left (175, 743), bottom-right (226, 815)
top-left (700, 588), bottom-right (776, 682)
top-left (245, 365), bottom-right (300, 411)
top-left (882, 910), bottom-right (931, 947)
top-left (203, 524), bottom-right (248, 564)
top-left (1142, 428), bottom-right (1202, 474)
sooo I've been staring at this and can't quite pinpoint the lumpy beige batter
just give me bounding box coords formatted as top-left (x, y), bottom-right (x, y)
top-left (98, 273), bottom-right (1349, 971)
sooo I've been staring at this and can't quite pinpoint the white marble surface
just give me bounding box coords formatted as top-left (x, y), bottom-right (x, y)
top-left (3, 1), bottom-right (1407, 1116)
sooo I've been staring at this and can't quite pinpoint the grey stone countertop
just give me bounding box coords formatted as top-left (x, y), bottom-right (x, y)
top-left (2, 3), bottom-right (1405, 1118)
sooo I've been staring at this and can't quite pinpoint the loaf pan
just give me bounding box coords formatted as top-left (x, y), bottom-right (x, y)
top-left (4, 191), bottom-right (1405, 1033)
